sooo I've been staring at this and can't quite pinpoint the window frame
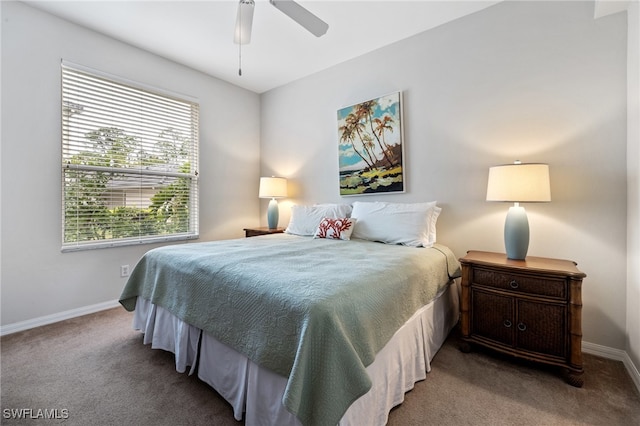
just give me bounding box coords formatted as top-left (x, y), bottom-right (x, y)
top-left (60, 61), bottom-right (200, 252)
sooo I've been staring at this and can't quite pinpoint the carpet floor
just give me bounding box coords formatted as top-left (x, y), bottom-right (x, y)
top-left (1, 307), bottom-right (639, 425)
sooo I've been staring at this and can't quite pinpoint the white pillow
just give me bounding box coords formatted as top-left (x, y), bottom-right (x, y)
top-left (313, 203), bottom-right (353, 217)
top-left (285, 204), bottom-right (353, 236)
top-left (426, 206), bottom-right (441, 247)
top-left (313, 217), bottom-right (357, 240)
top-left (350, 201), bottom-right (439, 247)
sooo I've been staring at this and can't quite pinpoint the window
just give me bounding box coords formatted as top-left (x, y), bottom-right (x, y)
top-left (61, 62), bottom-right (199, 251)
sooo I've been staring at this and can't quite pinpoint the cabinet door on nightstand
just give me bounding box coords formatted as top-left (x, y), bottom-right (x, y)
top-left (471, 289), bottom-right (514, 346)
top-left (516, 300), bottom-right (566, 359)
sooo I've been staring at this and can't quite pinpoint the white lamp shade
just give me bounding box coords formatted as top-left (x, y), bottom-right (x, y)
top-left (486, 163), bottom-right (551, 202)
top-left (259, 177), bottom-right (288, 199)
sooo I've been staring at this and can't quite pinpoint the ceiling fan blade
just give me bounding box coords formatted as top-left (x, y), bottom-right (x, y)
top-left (269, 0), bottom-right (329, 37)
top-left (234, 0), bottom-right (255, 45)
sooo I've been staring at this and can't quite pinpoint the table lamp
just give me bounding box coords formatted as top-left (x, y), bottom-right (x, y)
top-left (486, 161), bottom-right (551, 260)
top-left (259, 176), bottom-right (288, 229)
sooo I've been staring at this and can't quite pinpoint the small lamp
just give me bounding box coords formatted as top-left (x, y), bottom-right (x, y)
top-left (486, 161), bottom-right (551, 260)
top-left (259, 177), bottom-right (288, 229)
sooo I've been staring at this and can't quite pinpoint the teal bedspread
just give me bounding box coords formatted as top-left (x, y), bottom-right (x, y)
top-left (119, 234), bottom-right (460, 426)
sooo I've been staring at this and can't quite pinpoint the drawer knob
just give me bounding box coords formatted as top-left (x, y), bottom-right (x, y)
top-left (518, 322), bottom-right (527, 332)
top-left (509, 280), bottom-right (519, 289)
top-left (503, 320), bottom-right (512, 328)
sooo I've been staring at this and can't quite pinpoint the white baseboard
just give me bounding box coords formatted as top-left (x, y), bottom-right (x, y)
top-left (583, 341), bottom-right (640, 394)
top-left (0, 300), bottom-right (120, 336)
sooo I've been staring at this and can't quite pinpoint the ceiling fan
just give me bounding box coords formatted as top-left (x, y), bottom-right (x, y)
top-left (234, 0), bottom-right (329, 45)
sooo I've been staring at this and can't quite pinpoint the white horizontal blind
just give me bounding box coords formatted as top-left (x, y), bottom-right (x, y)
top-left (61, 62), bottom-right (199, 251)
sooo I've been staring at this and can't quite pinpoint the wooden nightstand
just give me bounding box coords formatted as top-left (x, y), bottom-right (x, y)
top-left (243, 227), bottom-right (285, 238)
top-left (459, 250), bottom-right (587, 387)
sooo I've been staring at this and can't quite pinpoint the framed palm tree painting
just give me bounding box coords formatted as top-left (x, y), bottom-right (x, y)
top-left (337, 91), bottom-right (404, 196)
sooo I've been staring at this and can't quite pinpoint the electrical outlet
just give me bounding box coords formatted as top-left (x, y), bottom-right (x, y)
top-left (120, 265), bottom-right (130, 277)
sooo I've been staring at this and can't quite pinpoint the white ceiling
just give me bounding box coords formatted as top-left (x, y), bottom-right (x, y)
top-left (25, 0), bottom-right (505, 93)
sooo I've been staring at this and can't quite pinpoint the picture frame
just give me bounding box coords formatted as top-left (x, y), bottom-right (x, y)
top-left (337, 91), bottom-right (404, 196)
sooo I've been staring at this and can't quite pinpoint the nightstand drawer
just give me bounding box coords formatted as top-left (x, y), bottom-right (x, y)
top-left (472, 267), bottom-right (567, 299)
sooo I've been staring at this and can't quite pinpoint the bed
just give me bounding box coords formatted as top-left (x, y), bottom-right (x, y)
top-left (119, 202), bottom-right (461, 426)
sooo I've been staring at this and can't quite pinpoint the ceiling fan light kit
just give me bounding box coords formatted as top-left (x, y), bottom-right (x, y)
top-left (233, 0), bottom-right (329, 76)
top-left (234, 0), bottom-right (328, 44)
top-left (234, 0), bottom-right (255, 45)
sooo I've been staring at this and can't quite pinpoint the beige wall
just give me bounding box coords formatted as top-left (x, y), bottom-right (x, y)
top-left (260, 1), bottom-right (629, 350)
top-left (627, 0), bottom-right (640, 371)
top-left (0, 1), bottom-right (261, 326)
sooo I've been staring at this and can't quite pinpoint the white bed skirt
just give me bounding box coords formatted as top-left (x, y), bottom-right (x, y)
top-left (132, 280), bottom-right (460, 426)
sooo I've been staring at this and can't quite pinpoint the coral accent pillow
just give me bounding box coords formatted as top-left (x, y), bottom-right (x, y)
top-left (313, 217), bottom-right (357, 240)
